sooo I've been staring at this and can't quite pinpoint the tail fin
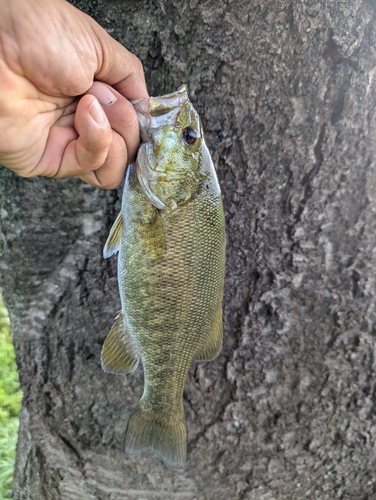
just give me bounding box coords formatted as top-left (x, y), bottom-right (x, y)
top-left (123, 404), bottom-right (187, 470)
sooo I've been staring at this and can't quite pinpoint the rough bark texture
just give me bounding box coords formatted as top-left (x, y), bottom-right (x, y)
top-left (1, 0), bottom-right (376, 498)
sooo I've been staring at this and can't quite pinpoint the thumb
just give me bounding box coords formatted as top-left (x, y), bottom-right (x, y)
top-left (37, 93), bottom-right (127, 189)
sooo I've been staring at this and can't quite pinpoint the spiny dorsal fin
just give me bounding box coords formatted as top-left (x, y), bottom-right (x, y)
top-left (103, 212), bottom-right (123, 259)
top-left (101, 312), bottom-right (139, 373)
top-left (194, 307), bottom-right (223, 362)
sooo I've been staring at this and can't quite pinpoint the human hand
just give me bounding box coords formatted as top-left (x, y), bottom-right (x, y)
top-left (0, 0), bottom-right (148, 189)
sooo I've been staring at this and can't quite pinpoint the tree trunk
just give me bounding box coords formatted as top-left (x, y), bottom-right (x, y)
top-left (1, 0), bottom-right (376, 498)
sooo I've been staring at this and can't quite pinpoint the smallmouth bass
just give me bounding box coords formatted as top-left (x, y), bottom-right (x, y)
top-left (102, 85), bottom-right (225, 470)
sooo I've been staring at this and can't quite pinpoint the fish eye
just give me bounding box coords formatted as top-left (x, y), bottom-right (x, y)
top-left (182, 127), bottom-right (198, 145)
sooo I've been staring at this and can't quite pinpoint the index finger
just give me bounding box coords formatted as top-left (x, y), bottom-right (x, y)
top-left (93, 28), bottom-right (149, 100)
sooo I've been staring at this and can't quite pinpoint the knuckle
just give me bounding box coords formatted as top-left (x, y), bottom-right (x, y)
top-left (112, 134), bottom-right (127, 156)
top-left (102, 180), bottom-right (121, 190)
top-left (133, 56), bottom-right (144, 75)
top-left (78, 148), bottom-right (107, 174)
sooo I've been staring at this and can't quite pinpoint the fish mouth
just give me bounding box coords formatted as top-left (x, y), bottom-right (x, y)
top-left (131, 85), bottom-right (191, 211)
top-left (131, 85), bottom-right (189, 141)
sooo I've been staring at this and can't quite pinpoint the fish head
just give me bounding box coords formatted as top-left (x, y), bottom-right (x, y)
top-left (132, 85), bottom-right (203, 210)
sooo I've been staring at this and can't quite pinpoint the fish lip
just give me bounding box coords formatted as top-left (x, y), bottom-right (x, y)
top-left (131, 85), bottom-right (189, 140)
top-left (131, 85), bottom-right (188, 114)
top-left (130, 98), bottom-right (151, 142)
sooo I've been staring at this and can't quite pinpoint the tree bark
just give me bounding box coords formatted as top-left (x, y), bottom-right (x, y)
top-left (1, 0), bottom-right (376, 498)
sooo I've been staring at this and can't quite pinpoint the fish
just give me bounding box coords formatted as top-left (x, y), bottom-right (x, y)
top-left (101, 85), bottom-right (225, 470)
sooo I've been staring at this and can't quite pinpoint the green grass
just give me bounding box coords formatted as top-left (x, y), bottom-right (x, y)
top-left (0, 295), bottom-right (22, 500)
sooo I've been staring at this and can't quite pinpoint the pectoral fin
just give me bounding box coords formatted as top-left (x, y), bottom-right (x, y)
top-left (103, 212), bottom-right (123, 258)
top-left (101, 312), bottom-right (139, 373)
top-left (194, 308), bottom-right (223, 362)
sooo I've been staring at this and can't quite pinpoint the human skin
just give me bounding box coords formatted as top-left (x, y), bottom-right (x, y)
top-left (0, 0), bottom-right (149, 189)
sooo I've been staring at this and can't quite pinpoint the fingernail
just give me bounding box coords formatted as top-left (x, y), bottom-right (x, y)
top-left (90, 84), bottom-right (117, 105)
top-left (89, 98), bottom-right (106, 126)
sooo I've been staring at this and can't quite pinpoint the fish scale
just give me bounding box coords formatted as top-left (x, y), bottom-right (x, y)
top-left (101, 85), bottom-right (225, 470)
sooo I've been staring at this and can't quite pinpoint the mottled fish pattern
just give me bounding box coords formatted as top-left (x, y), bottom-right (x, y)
top-left (102, 85), bottom-right (225, 470)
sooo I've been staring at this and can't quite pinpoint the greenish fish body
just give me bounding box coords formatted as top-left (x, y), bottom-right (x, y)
top-left (102, 85), bottom-right (225, 470)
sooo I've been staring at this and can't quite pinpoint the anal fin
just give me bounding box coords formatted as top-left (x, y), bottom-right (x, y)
top-left (103, 212), bottom-right (123, 258)
top-left (194, 307), bottom-right (223, 362)
top-left (101, 312), bottom-right (139, 373)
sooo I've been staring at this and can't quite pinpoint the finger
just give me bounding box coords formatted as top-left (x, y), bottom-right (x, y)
top-left (74, 95), bottom-right (113, 175)
top-left (92, 24), bottom-right (149, 99)
top-left (78, 128), bottom-right (127, 189)
top-left (77, 82), bottom-right (139, 189)
top-left (87, 81), bottom-right (140, 163)
top-left (36, 94), bottom-right (113, 179)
